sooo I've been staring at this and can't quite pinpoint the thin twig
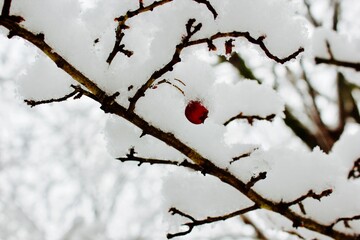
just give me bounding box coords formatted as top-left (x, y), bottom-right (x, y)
top-left (330, 214), bottom-right (360, 229)
top-left (108, 0), bottom-right (174, 63)
top-left (224, 113), bottom-right (276, 126)
top-left (277, 189), bottom-right (333, 216)
top-left (167, 204), bottom-right (259, 239)
top-left (245, 172), bottom-right (267, 192)
top-left (117, 148), bottom-right (204, 172)
top-left (188, 32), bottom-right (304, 64)
top-left (192, 0), bottom-right (217, 19)
top-left (24, 85), bottom-right (82, 107)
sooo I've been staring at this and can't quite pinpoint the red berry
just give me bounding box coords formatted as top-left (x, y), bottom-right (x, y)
top-left (185, 100), bottom-right (209, 124)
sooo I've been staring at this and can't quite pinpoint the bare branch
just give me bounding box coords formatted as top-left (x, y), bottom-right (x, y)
top-left (332, 1), bottom-right (340, 31)
top-left (128, 18), bottom-right (202, 112)
top-left (224, 113), bottom-right (276, 126)
top-left (188, 32), bottom-right (304, 64)
top-left (245, 172), bottom-right (267, 192)
top-left (315, 57), bottom-right (360, 71)
top-left (331, 214), bottom-right (360, 229)
top-left (192, 0), bottom-right (218, 19)
top-left (230, 148), bottom-right (258, 164)
top-left (1, 0), bottom-right (12, 16)
top-left (167, 204), bottom-right (259, 239)
top-left (315, 41), bottom-right (360, 71)
top-left (107, 0), bottom-right (173, 63)
top-left (278, 189), bottom-right (333, 217)
top-left (117, 147), bottom-right (204, 172)
top-left (24, 85), bottom-right (83, 107)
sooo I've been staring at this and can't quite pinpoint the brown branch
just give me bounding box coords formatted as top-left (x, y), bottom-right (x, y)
top-left (224, 113), bottom-right (276, 126)
top-left (315, 41), bottom-right (360, 71)
top-left (331, 214), bottom-right (360, 229)
top-left (24, 85), bottom-right (83, 107)
top-left (315, 57), bottom-right (360, 71)
top-left (167, 204), bottom-right (259, 239)
top-left (1, 0), bottom-right (12, 16)
top-left (116, 147), bottom-right (203, 172)
top-left (245, 172), bottom-right (267, 192)
top-left (188, 32), bottom-right (304, 64)
top-left (192, 0), bottom-right (218, 19)
top-left (230, 148), bottom-right (258, 164)
top-left (108, 0), bottom-right (218, 62)
top-left (107, 0), bottom-right (173, 63)
top-left (127, 18), bottom-right (202, 112)
top-left (152, 79), bottom-right (185, 96)
top-left (1, 15), bottom-right (358, 240)
top-left (278, 189), bottom-right (333, 220)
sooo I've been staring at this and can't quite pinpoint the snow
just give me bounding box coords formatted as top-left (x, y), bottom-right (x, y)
top-left (4, 0), bottom-right (360, 238)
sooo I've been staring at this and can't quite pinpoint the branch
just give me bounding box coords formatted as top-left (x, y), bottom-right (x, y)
top-left (167, 204), bottom-right (259, 239)
top-left (331, 214), bottom-right (360, 229)
top-left (107, 0), bottom-right (173, 63)
top-left (116, 148), bottom-right (204, 172)
top-left (24, 85), bottom-right (83, 107)
top-left (277, 189), bottom-right (333, 224)
top-left (315, 57), bottom-right (360, 71)
top-left (230, 148), bottom-right (258, 164)
top-left (224, 113), bottom-right (276, 126)
top-left (188, 32), bottom-right (304, 64)
top-left (1, 14), bottom-right (357, 240)
top-left (245, 172), bottom-right (267, 192)
top-left (127, 18), bottom-right (202, 112)
top-left (1, 0), bottom-right (12, 16)
top-left (315, 41), bottom-right (360, 71)
top-left (192, 0), bottom-right (218, 19)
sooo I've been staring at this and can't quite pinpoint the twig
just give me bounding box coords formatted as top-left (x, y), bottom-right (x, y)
top-left (230, 148), bottom-right (258, 164)
top-left (117, 147), bottom-right (204, 172)
top-left (127, 18), bottom-right (202, 112)
top-left (224, 113), bottom-right (276, 126)
top-left (332, 1), bottom-right (340, 31)
top-left (1, 0), bottom-right (12, 16)
top-left (330, 214), bottom-right (360, 229)
top-left (167, 204), bottom-right (259, 239)
top-left (315, 57), bottom-right (360, 71)
top-left (192, 0), bottom-right (217, 19)
top-left (24, 85), bottom-right (83, 107)
top-left (277, 189), bottom-right (333, 217)
top-left (108, 0), bottom-right (174, 63)
top-left (152, 79), bottom-right (185, 96)
top-left (188, 32), bottom-right (304, 64)
top-left (315, 41), bottom-right (360, 71)
top-left (245, 172), bottom-right (267, 192)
